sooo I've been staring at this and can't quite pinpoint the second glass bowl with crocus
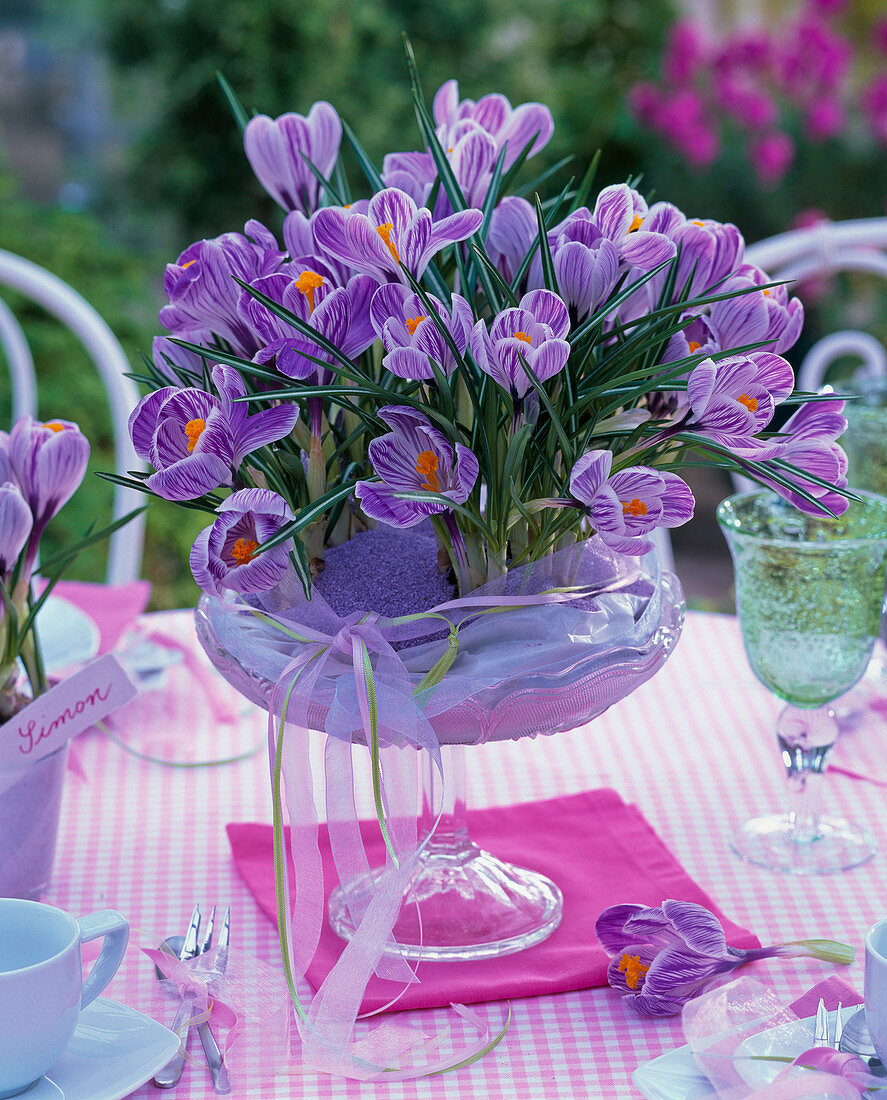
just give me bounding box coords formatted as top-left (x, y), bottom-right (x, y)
top-left (123, 56), bottom-right (854, 1078)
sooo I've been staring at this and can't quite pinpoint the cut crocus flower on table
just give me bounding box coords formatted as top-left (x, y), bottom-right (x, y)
top-left (595, 900), bottom-right (854, 1016)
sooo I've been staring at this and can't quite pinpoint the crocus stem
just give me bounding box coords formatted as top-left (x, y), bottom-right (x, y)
top-left (443, 512), bottom-right (471, 594)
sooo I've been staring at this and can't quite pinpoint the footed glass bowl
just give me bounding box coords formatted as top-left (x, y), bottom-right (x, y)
top-left (196, 542), bottom-right (685, 960)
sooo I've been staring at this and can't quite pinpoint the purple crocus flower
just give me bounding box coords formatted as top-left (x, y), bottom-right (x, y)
top-left (434, 123), bottom-right (498, 210)
top-left (369, 284), bottom-right (473, 381)
top-left (432, 80), bottom-right (554, 171)
top-left (239, 268), bottom-right (377, 380)
top-left (190, 488), bottom-right (294, 597)
top-left (591, 186), bottom-right (677, 272)
top-left (7, 417), bottom-right (90, 532)
top-left (567, 449), bottom-right (694, 555)
top-left (486, 196), bottom-right (538, 285)
top-left (159, 221), bottom-right (285, 357)
top-left (244, 103), bottom-right (342, 215)
top-left (382, 81), bottom-right (552, 220)
top-left (683, 352), bottom-right (795, 450)
top-left (750, 400), bottom-right (850, 516)
top-left (129, 366), bottom-right (298, 501)
top-left (282, 209), bottom-right (364, 286)
top-left (716, 263), bottom-right (805, 354)
top-left (529, 208), bottom-right (622, 322)
top-left (312, 188), bottom-right (483, 286)
top-left (355, 406), bottom-right (479, 529)
top-left (620, 205), bottom-right (746, 327)
top-left (595, 900), bottom-right (854, 1017)
top-left (0, 481), bottom-right (33, 576)
top-left (469, 289), bottom-right (571, 400)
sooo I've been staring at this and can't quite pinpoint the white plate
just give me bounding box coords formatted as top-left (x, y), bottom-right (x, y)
top-left (35, 596), bottom-right (101, 674)
top-left (29, 996), bottom-right (179, 1100)
top-left (632, 1006), bottom-right (859, 1100)
top-left (632, 1043), bottom-right (714, 1100)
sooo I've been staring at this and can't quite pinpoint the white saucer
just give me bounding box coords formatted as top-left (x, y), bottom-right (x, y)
top-left (35, 596), bottom-right (100, 674)
top-left (29, 996), bottom-right (179, 1100)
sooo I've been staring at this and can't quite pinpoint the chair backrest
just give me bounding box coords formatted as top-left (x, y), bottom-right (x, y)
top-left (0, 248), bottom-right (146, 583)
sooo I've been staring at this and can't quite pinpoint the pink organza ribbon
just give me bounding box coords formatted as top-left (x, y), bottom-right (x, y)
top-left (682, 977), bottom-right (883, 1098)
top-left (253, 569), bottom-right (615, 1079)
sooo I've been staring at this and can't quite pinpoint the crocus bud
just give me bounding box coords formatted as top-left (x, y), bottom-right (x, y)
top-left (7, 418), bottom-right (90, 529)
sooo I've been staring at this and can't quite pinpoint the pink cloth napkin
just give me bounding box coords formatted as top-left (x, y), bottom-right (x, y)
top-left (44, 579), bottom-right (151, 655)
top-left (789, 975), bottom-right (864, 1017)
top-left (227, 788), bottom-right (760, 1013)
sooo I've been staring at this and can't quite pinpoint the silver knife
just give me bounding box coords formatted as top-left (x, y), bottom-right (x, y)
top-left (153, 905), bottom-right (202, 1088)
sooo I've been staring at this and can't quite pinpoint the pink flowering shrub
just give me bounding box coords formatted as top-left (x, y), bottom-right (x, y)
top-left (629, 2), bottom-right (887, 190)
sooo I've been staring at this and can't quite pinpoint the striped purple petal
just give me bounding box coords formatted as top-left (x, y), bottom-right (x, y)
top-left (147, 453), bottom-right (232, 501)
top-left (0, 481), bottom-right (33, 574)
top-left (594, 903), bottom-right (647, 953)
top-left (660, 900), bottom-right (730, 957)
top-left (354, 481), bottom-right (441, 528)
top-left (244, 103), bottom-right (342, 215)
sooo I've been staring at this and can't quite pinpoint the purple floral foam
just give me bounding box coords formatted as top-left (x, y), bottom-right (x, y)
top-left (314, 523), bottom-right (455, 621)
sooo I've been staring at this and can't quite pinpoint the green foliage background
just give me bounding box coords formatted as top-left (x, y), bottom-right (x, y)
top-left (2, 0), bottom-right (885, 608)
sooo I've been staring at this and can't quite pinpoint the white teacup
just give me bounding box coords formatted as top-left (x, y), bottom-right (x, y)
top-left (866, 917), bottom-right (887, 1064)
top-left (0, 899), bottom-right (129, 1098)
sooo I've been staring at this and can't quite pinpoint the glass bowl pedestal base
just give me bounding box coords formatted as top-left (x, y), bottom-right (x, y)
top-left (328, 745), bottom-right (563, 960)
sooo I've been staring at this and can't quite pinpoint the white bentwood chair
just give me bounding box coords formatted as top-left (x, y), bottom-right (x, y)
top-left (0, 248), bottom-right (146, 583)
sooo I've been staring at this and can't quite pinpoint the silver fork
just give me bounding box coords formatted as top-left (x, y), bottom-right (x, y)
top-left (196, 908), bottom-right (231, 1095)
top-left (813, 998), bottom-right (844, 1049)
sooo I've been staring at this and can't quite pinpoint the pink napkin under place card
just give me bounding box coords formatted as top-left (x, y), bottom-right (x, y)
top-left (227, 789), bottom-right (760, 1013)
top-left (50, 580), bottom-right (151, 655)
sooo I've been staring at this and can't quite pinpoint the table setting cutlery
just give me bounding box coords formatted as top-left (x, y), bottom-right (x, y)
top-left (152, 904), bottom-right (231, 1093)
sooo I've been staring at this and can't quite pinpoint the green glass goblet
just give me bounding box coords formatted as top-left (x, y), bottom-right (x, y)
top-left (717, 489), bottom-right (887, 874)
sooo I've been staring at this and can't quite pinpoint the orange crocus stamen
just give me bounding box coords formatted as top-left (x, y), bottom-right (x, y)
top-left (184, 418), bottom-right (206, 452)
top-left (762, 288), bottom-right (771, 296)
top-left (618, 953), bottom-right (650, 990)
top-left (692, 219), bottom-right (705, 226)
top-left (688, 341), bottom-right (702, 353)
top-left (738, 393), bottom-right (758, 412)
top-left (622, 498), bottom-right (648, 517)
top-left (514, 331), bottom-right (532, 344)
top-left (181, 259), bottom-right (197, 269)
top-left (42, 421), bottom-right (66, 433)
top-left (415, 450), bottom-right (442, 492)
top-left (405, 315), bottom-right (426, 335)
top-left (628, 214), bottom-right (644, 233)
top-left (230, 538), bottom-right (259, 566)
top-left (295, 270), bottom-right (325, 313)
top-left (376, 222), bottom-right (400, 265)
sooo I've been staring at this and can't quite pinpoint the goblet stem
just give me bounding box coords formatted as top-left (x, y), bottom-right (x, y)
top-left (777, 705), bottom-right (837, 844)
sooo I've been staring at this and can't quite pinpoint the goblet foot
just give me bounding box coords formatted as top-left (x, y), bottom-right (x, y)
top-left (328, 841), bottom-right (563, 961)
top-left (731, 813), bottom-right (877, 875)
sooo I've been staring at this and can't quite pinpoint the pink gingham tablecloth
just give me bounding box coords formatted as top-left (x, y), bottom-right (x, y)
top-left (44, 609), bottom-right (887, 1099)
